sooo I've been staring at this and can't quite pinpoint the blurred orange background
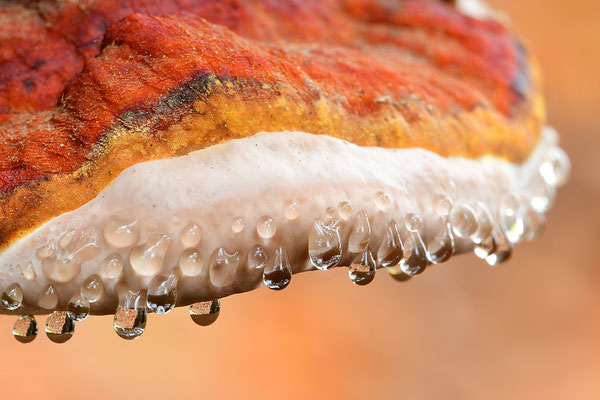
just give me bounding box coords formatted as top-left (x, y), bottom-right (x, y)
top-left (0, 1), bottom-right (598, 398)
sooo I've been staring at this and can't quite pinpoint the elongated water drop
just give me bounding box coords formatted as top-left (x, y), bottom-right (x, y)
top-left (66, 294), bottom-right (90, 322)
top-left (427, 196), bottom-right (455, 264)
top-left (399, 214), bottom-right (429, 276)
top-left (474, 234), bottom-right (496, 259)
top-left (308, 219), bottom-right (342, 270)
top-left (523, 205), bottom-right (547, 241)
top-left (190, 299), bottom-right (220, 326)
top-left (45, 311), bottom-right (75, 344)
top-left (1, 283), bottom-right (23, 310)
top-left (485, 229), bottom-right (513, 266)
top-left (539, 146), bottom-right (571, 187)
top-left (209, 248), bottom-right (240, 288)
top-left (348, 211), bottom-right (371, 253)
top-left (80, 275), bottom-right (104, 303)
top-left (104, 217), bottom-right (140, 248)
top-left (472, 203), bottom-right (493, 244)
top-left (449, 203), bottom-right (478, 238)
top-left (147, 272), bottom-right (178, 314)
top-left (13, 315), bottom-right (37, 344)
top-left (499, 194), bottom-right (526, 244)
top-left (263, 246), bottom-right (292, 290)
top-left (377, 221), bottom-right (404, 268)
top-left (129, 234), bottom-right (172, 277)
top-left (348, 248), bottom-right (376, 286)
top-left (113, 290), bottom-right (147, 340)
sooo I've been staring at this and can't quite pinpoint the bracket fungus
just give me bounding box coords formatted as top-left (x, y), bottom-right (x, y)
top-left (0, 0), bottom-right (569, 343)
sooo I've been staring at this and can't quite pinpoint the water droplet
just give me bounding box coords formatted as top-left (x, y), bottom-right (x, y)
top-left (539, 146), bottom-right (570, 187)
top-left (433, 195), bottom-right (453, 217)
top-left (80, 275), bottom-right (104, 303)
top-left (247, 245), bottom-right (268, 270)
top-left (256, 216), bottom-right (276, 239)
top-left (13, 315), bottom-right (37, 344)
top-left (337, 201), bottom-right (353, 220)
top-left (348, 211), bottom-right (372, 253)
top-left (263, 246), bottom-right (292, 290)
top-left (231, 217), bottom-right (245, 233)
top-left (284, 200), bottom-right (301, 220)
top-left (100, 253), bottom-right (124, 279)
top-left (180, 222), bottom-right (202, 247)
top-left (326, 207), bottom-right (336, 218)
top-left (374, 191), bottom-right (392, 211)
top-left (377, 221), bottom-right (404, 268)
top-left (8, 267), bottom-right (14, 277)
top-left (348, 248), bottom-right (376, 286)
top-left (386, 266), bottom-right (412, 282)
top-left (189, 299), bottom-right (220, 326)
top-left (36, 241), bottom-right (56, 259)
top-left (474, 233), bottom-right (496, 259)
top-left (1, 283), bottom-right (23, 310)
top-left (308, 219), bottom-right (342, 270)
top-left (58, 228), bottom-right (100, 261)
top-left (449, 203), bottom-right (478, 238)
top-left (427, 222), bottom-right (455, 264)
top-left (179, 248), bottom-right (203, 276)
top-left (147, 272), bottom-right (178, 314)
top-left (499, 194), bottom-right (526, 244)
top-left (41, 257), bottom-right (81, 283)
top-left (22, 262), bottom-right (36, 281)
top-left (209, 248), bottom-right (240, 287)
top-left (113, 290), bottom-right (147, 340)
top-left (45, 311), bottom-right (75, 343)
top-left (129, 234), bottom-right (172, 276)
top-left (471, 203), bottom-right (493, 244)
top-left (399, 214), bottom-right (429, 275)
top-left (38, 285), bottom-right (58, 309)
top-left (66, 294), bottom-right (90, 322)
top-left (485, 229), bottom-right (513, 266)
top-left (104, 216), bottom-right (140, 248)
top-left (523, 206), bottom-right (547, 241)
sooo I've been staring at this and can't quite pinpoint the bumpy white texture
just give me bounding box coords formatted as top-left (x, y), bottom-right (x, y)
top-left (0, 130), bottom-right (549, 315)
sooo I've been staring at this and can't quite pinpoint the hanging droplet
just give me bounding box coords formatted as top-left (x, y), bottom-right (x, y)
top-left (38, 284), bottom-right (58, 309)
top-left (449, 203), bottom-right (478, 238)
top-left (147, 272), bottom-right (178, 314)
top-left (499, 194), bottom-right (526, 244)
top-left (179, 248), bottom-right (203, 277)
top-left (231, 217), bottom-right (245, 233)
top-left (22, 262), bottom-right (36, 281)
top-left (485, 229), bottom-right (513, 266)
top-left (80, 275), bottom-right (104, 303)
top-left (337, 201), bottom-right (353, 220)
top-left (189, 299), bottom-right (220, 326)
top-left (399, 214), bottom-right (429, 276)
top-left (471, 203), bottom-right (493, 244)
top-left (247, 245), bottom-right (268, 270)
top-left (374, 191), bottom-right (392, 211)
top-left (523, 205), bottom-right (547, 241)
top-left (308, 219), bottom-right (342, 270)
top-left (129, 234), bottom-right (172, 276)
top-left (113, 290), bottom-right (147, 340)
top-left (348, 211), bottom-right (372, 253)
top-left (13, 315), bottom-right (38, 344)
top-left (41, 257), bottom-right (81, 283)
top-left (45, 311), bottom-right (75, 344)
top-left (377, 221), bottom-right (404, 268)
top-left (209, 248), bottom-right (240, 287)
top-left (66, 294), bottom-right (90, 322)
top-left (348, 248), bottom-right (376, 286)
top-left (539, 146), bottom-right (571, 187)
top-left (387, 266), bottom-right (412, 282)
top-left (263, 246), bottom-right (292, 290)
top-left (36, 240), bottom-right (56, 259)
top-left (256, 216), bottom-right (276, 239)
top-left (474, 233), bottom-right (496, 259)
top-left (180, 222), bottom-right (202, 247)
top-left (1, 283), bottom-right (23, 310)
top-left (100, 253), bottom-right (124, 279)
top-left (104, 216), bottom-right (140, 248)
top-left (284, 200), bottom-right (301, 220)
top-left (427, 223), bottom-right (455, 264)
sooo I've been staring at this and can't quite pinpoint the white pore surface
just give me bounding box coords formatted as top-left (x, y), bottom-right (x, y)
top-left (0, 130), bottom-right (549, 314)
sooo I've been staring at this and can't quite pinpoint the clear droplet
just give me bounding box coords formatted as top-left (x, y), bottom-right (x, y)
top-left (471, 203), bottom-right (493, 244)
top-left (36, 241), bottom-right (56, 259)
top-left (348, 248), bottom-right (376, 286)
top-left (209, 248), bottom-right (240, 287)
top-left (147, 272), bottom-right (178, 314)
top-left (100, 253), bottom-right (124, 279)
top-left (231, 217), bottom-right (245, 233)
top-left (1, 283), bottom-right (23, 310)
top-left (449, 203), bottom-right (478, 238)
top-left (499, 194), bottom-right (526, 244)
top-left (485, 229), bottom-right (513, 266)
top-left (13, 315), bottom-right (37, 344)
top-left (22, 262), bottom-right (36, 281)
top-left (38, 285), bottom-right (58, 309)
top-left (129, 234), bottom-right (172, 276)
top-left (189, 299), bottom-right (220, 326)
top-left (66, 294), bottom-right (90, 322)
top-left (180, 222), bottom-right (202, 247)
top-left (348, 211), bottom-right (372, 253)
top-left (377, 221), bottom-right (404, 268)
top-left (104, 216), bottom-right (140, 248)
top-left (256, 216), bottom-right (276, 239)
top-left (399, 214), bottom-right (429, 275)
top-left (474, 233), bottom-right (496, 259)
top-left (374, 191), bottom-right (392, 211)
top-left (58, 228), bottom-right (100, 261)
top-left (427, 222), bottom-right (455, 264)
top-left (41, 258), bottom-right (81, 283)
top-left (283, 200), bottom-right (301, 220)
top-left (523, 206), bottom-right (547, 241)
top-left (337, 201), bottom-right (353, 220)
top-left (433, 195), bottom-right (453, 217)
top-left (263, 246), bottom-right (292, 290)
top-left (308, 219), bottom-right (342, 270)
top-left (113, 290), bottom-right (147, 340)
top-left (80, 275), bottom-right (104, 303)
top-left (387, 266), bottom-right (412, 282)
top-left (45, 311), bottom-right (75, 343)
top-left (539, 146), bottom-right (571, 187)
top-left (179, 248), bottom-right (203, 276)
top-left (247, 245), bottom-right (268, 270)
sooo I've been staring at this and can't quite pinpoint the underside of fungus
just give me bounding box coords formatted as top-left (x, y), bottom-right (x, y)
top-left (0, 0), bottom-right (569, 342)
